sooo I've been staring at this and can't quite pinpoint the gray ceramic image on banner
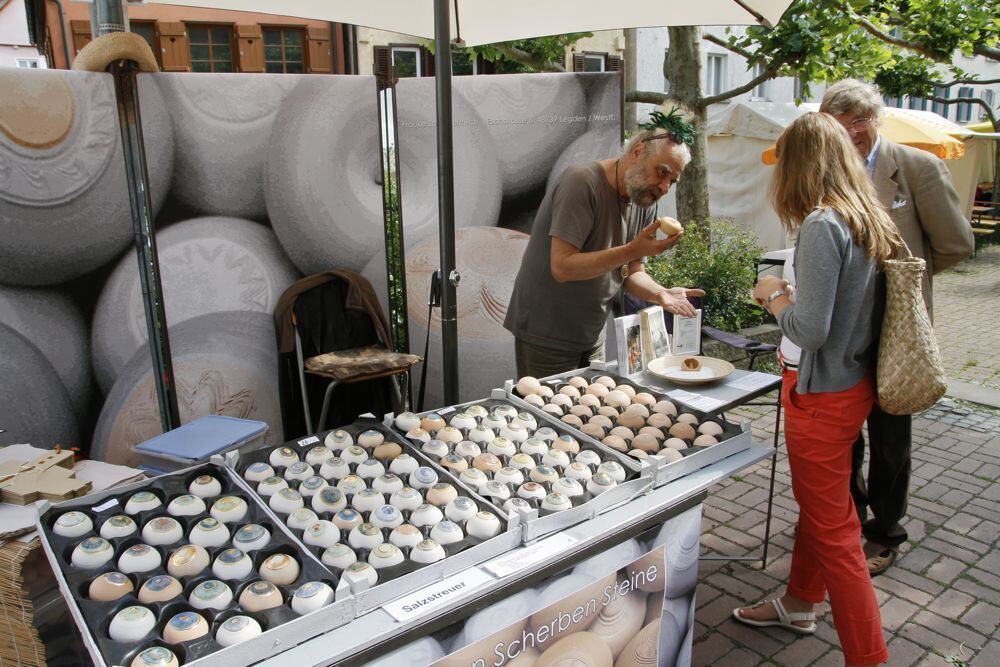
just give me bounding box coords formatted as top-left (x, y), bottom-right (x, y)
top-left (92, 310), bottom-right (282, 467)
top-left (155, 72), bottom-right (298, 220)
top-left (264, 75), bottom-right (384, 273)
top-left (90, 216), bottom-right (300, 393)
top-left (0, 69), bottom-right (173, 286)
top-left (394, 78), bottom-right (503, 247)
top-left (0, 285), bottom-right (91, 420)
top-left (0, 323), bottom-right (78, 448)
top-left (459, 73), bottom-right (587, 199)
top-left (364, 227), bottom-right (529, 409)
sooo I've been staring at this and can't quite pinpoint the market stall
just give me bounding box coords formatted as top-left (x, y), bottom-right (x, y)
top-left (34, 363), bottom-right (778, 666)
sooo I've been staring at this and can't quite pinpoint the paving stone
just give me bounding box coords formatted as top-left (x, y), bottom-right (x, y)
top-left (970, 639), bottom-right (1000, 667)
top-left (925, 556), bottom-right (968, 584)
top-left (897, 547), bottom-right (942, 575)
top-left (713, 647), bottom-right (770, 667)
top-left (770, 635), bottom-right (831, 666)
top-left (925, 533), bottom-right (990, 558)
top-left (960, 601), bottom-right (1000, 637)
top-left (944, 512), bottom-right (984, 536)
top-left (932, 588), bottom-right (977, 618)
top-left (879, 595), bottom-right (920, 632)
top-left (911, 610), bottom-right (987, 650)
top-left (717, 617), bottom-right (790, 657)
top-left (691, 631), bottom-right (736, 664)
top-left (884, 567), bottom-right (946, 597)
top-left (886, 636), bottom-right (929, 666)
top-left (936, 488), bottom-right (976, 509)
top-left (967, 567), bottom-right (1000, 591)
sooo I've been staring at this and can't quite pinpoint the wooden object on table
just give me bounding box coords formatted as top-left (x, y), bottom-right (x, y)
top-left (0, 537), bottom-right (46, 666)
top-left (0, 450), bottom-right (92, 505)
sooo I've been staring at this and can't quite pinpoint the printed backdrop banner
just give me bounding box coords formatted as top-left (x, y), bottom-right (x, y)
top-left (0, 70), bottom-right (383, 460)
top-left (372, 72), bottom-right (622, 409)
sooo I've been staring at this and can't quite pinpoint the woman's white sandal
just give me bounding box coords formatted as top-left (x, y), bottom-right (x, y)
top-left (732, 598), bottom-right (816, 635)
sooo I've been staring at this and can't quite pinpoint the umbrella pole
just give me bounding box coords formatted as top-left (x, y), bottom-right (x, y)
top-left (95, 0), bottom-right (182, 433)
top-left (434, 0), bottom-right (460, 404)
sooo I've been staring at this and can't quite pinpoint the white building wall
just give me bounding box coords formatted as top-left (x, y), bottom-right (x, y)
top-left (0, 0), bottom-right (45, 69)
top-left (632, 27), bottom-right (823, 127)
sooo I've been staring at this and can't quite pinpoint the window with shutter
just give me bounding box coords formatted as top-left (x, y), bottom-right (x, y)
top-left (420, 47), bottom-right (435, 77)
top-left (131, 21), bottom-right (161, 68)
top-left (236, 25), bottom-right (264, 73)
top-left (306, 26), bottom-right (333, 74)
top-left (957, 86), bottom-right (974, 123)
top-left (70, 20), bottom-right (91, 56)
top-left (188, 24), bottom-right (235, 73)
top-left (262, 27), bottom-right (306, 73)
top-left (158, 23), bottom-right (190, 72)
top-left (373, 45), bottom-right (391, 82)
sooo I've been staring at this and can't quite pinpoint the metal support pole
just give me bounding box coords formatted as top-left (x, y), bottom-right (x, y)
top-left (97, 0), bottom-right (181, 432)
top-left (433, 0), bottom-right (460, 405)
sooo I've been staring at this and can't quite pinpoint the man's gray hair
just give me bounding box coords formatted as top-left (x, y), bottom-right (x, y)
top-left (820, 79), bottom-right (884, 119)
top-left (621, 128), bottom-right (691, 164)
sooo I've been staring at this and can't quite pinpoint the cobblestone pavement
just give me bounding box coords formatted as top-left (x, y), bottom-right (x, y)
top-left (694, 248), bottom-right (1000, 666)
top-left (933, 245), bottom-right (1000, 391)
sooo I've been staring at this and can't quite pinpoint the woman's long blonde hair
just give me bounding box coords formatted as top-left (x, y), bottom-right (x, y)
top-left (771, 112), bottom-right (901, 263)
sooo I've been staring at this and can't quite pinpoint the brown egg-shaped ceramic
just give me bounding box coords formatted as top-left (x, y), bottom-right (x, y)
top-left (651, 400), bottom-right (677, 416)
top-left (602, 435), bottom-right (628, 452)
top-left (668, 423), bottom-right (696, 440)
top-left (631, 434), bottom-right (660, 453)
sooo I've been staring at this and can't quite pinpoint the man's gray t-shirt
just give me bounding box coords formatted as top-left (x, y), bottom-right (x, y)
top-left (504, 162), bottom-right (653, 350)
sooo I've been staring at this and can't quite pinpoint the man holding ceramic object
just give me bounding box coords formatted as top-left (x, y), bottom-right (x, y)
top-left (504, 109), bottom-right (704, 378)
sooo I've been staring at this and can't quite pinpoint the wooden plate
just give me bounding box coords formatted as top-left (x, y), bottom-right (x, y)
top-left (646, 356), bottom-right (735, 385)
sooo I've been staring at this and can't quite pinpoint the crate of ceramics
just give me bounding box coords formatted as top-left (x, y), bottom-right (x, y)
top-left (504, 369), bottom-right (752, 488)
top-left (390, 389), bottom-right (654, 541)
top-left (227, 416), bottom-right (521, 614)
top-left (36, 463), bottom-right (348, 667)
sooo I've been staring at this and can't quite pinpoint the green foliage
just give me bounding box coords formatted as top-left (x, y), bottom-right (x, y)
top-left (472, 34), bottom-right (592, 72)
top-left (427, 34), bottom-right (592, 73)
top-left (645, 219), bottom-right (766, 332)
top-left (722, 0), bottom-right (996, 103)
top-left (642, 109), bottom-right (697, 146)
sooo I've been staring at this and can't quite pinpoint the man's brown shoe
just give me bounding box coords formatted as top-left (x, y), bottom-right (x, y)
top-left (864, 541), bottom-right (897, 576)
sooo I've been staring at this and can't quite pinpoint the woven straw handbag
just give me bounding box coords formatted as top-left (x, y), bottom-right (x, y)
top-left (876, 245), bottom-right (947, 415)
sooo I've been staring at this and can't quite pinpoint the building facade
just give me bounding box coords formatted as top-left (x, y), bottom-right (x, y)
top-left (0, 0), bottom-right (46, 69)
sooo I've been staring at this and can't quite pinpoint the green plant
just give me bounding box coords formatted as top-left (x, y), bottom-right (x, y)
top-left (645, 218), bottom-right (766, 332)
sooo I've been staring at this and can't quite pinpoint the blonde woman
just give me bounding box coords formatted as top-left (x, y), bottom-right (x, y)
top-left (734, 112), bottom-right (901, 667)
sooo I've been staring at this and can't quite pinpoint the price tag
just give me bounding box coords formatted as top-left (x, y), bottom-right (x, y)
top-left (483, 533), bottom-right (578, 579)
top-left (667, 389), bottom-right (725, 413)
top-left (726, 372), bottom-right (780, 392)
top-left (382, 568), bottom-right (492, 623)
top-left (297, 436), bottom-right (320, 447)
top-left (91, 498), bottom-right (119, 513)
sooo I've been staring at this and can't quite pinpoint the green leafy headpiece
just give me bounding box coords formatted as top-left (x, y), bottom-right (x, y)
top-left (641, 108), bottom-right (696, 146)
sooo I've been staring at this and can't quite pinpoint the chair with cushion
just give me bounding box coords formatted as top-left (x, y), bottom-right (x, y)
top-left (274, 270), bottom-right (421, 437)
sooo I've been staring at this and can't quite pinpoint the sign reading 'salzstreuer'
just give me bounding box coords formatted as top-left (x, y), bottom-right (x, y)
top-left (383, 568), bottom-right (493, 623)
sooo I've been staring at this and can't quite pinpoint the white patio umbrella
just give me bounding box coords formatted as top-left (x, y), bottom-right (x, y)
top-left (149, 1), bottom-right (793, 45)
top-left (149, 0), bottom-right (795, 404)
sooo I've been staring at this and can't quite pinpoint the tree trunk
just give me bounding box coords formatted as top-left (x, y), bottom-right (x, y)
top-left (664, 26), bottom-right (710, 222)
top-left (624, 29), bottom-right (638, 134)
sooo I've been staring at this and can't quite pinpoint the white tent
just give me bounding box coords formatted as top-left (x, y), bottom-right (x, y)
top-left (702, 101), bottom-right (993, 252)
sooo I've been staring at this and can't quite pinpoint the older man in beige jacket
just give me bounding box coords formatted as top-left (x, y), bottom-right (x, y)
top-left (820, 80), bottom-right (973, 576)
